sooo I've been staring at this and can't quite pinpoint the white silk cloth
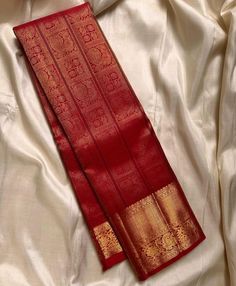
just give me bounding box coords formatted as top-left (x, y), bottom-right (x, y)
top-left (0, 0), bottom-right (235, 285)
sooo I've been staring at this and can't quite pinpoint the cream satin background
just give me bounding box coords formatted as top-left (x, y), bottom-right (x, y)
top-left (0, 0), bottom-right (235, 285)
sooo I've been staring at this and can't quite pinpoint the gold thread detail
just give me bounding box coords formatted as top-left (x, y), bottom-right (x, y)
top-left (113, 182), bottom-right (202, 274)
top-left (93, 221), bottom-right (123, 259)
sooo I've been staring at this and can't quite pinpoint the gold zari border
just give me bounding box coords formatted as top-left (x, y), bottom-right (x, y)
top-left (113, 182), bottom-right (201, 274)
top-left (93, 221), bottom-right (123, 259)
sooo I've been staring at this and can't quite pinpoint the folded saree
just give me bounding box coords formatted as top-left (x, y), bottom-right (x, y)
top-left (13, 2), bottom-right (205, 280)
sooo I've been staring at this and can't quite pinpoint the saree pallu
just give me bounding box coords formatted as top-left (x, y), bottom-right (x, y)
top-left (13, 2), bottom-right (205, 281)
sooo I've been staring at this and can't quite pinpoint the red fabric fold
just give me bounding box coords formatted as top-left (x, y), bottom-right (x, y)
top-left (28, 61), bottom-right (126, 270)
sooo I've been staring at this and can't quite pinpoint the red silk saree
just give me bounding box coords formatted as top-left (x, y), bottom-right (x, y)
top-left (13, 2), bottom-right (205, 280)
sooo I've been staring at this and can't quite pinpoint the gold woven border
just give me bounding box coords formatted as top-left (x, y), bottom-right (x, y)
top-left (114, 182), bottom-right (201, 274)
top-left (93, 221), bottom-right (122, 259)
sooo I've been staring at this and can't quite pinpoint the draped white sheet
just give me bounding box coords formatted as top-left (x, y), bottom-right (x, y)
top-left (0, 0), bottom-right (235, 285)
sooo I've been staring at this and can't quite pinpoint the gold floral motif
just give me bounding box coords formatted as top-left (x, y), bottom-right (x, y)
top-left (113, 182), bottom-right (202, 275)
top-left (93, 221), bottom-right (122, 259)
